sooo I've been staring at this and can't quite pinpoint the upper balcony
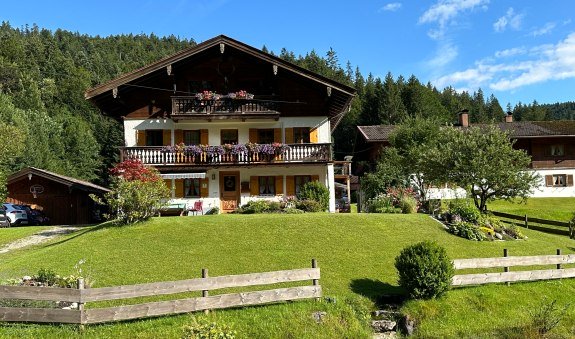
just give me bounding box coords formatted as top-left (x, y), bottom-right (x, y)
top-left (171, 95), bottom-right (280, 121)
top-left (120, 143), bottom-right (332, 166)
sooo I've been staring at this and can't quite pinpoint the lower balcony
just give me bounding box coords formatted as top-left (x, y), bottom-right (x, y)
top-left (120, 143), bottom-right (332, 166)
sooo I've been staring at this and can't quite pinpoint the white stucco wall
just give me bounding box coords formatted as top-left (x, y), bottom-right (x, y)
top-left (123, 116), bottom-right (331, 146)
top-left (530, 169), bottom-right (575, 197)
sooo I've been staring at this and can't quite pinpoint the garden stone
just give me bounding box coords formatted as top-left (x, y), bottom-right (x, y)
top-left (373, 309), bottom-right (400, 319)
top-left (373, 331), bottom-right (397, 338)
top-left (311, 311), bottom-right (327, 323)
top-left (372, 320), bottom-right (396, 332)
top-left (399, 315), bottom-right (415, 336)
top-left (495, 232), bottom-right (503, 240)
top-left (22, 276), bottom-right (32, 281)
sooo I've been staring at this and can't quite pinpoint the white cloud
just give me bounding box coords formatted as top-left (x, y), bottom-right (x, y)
top-left (493, 7), bottom-right (523, 32)
top-left (494, 47), bottom-right (526, 58)
top-left (379, 2), bottom-right (401, 12)
top-left (419, 0), bottom-right (489, 39)
top-left (530, 22), bottom-right (556, 37)
top-left (432, 32), bottom-right (575, 92)
top-left (427, 42), bottom-right (459, 69)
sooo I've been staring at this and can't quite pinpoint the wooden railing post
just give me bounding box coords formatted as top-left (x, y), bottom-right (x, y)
top-left (77, 278), bottom-right (85, 329)
top-left (503, 249), bottom-right (510, 286)
top-left (525, 215), bottom-right (529, 229)
top-left (311, 258), bottom-right (319, 301)
top-left (557, 249), bottom-right (562, 270)
top-left (202, 268), bottom-right (209, 314)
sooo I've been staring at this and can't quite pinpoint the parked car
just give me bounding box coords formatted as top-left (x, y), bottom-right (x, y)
top-left (2, 203), bottom-right (28, 226)
top-left (0, 207), bottom-right (10, 227)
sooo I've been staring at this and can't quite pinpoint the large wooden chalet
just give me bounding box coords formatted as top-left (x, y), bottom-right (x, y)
top-left (85, 35), bottom-right (355, 212)
top-left (357, 111), bottom-right (575, 197)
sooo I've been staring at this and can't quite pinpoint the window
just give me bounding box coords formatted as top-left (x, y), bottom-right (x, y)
top-left (258, 129), bottom-right (274, 144)
top-left (258, 176), bottom-right (275, 195)
top-left (293, 127), bottom-right (310, 144)
top-left (550, 144), bottom-right (565, 156)
top-left (553, 174), bottom-right (567, 187)
top-left (184, 179), bottom-right (201, 197)
top-left (184, 130), bottom-right (201, 145)
top-left (146, 130), bottom-right (163, 146)
top-left (221, 129), bottom-right (238, 144)
top-left (294, 175), bottom-right (311, 196)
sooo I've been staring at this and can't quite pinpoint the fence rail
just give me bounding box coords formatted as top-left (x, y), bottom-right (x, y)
top-left (452, 249), bottom-right (573, 286)
top-left (0, 261), bottom-right (321, 325)
top-left (490, 211), bottom-right (573, 238)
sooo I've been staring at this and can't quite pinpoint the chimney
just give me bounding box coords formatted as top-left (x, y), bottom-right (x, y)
top-left (505, 111), bottom-right (513, 123)
top-left (458, 109), bottom-right (469, 127)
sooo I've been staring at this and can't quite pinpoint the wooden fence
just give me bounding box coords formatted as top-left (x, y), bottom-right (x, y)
top-left (490, 211), bottom-right (573, 239)
top-left (0, 260), bottom-right (321, 325)
top-left (452, 249), bottom-right (575, 286)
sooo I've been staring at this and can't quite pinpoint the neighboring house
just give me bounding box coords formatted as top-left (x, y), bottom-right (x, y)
top-left (357, 110), bottom-right (575, 198)
top-left (6, 167), bottom-right (109, 225)
top-left (85, 35), bottom-right (355, 212)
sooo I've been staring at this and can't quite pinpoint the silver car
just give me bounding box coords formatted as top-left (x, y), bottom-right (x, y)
top-left (0, 207), bottom-right (10, 227)
top-left (2, 203), bottom-right (28, 226)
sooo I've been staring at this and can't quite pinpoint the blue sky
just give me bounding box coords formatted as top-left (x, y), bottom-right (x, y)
top-left (3, 0), bottom-right (575, 107)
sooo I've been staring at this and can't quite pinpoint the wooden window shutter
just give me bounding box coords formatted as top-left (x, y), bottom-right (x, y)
top-left (163, 130), bottom-right (171, 146)
top-left (136, 130), bottom-right (146, 146)
top-left (200, 178), bottom-right (209, 197)
top-left (568, 175), bottom-right (574, 187)
top-left (175, 179), bottom-right (184, 198)
top-left (286, 176), bottom-right (295, 196)
top-left (545, 175), bottom-right (553, 187)
top-left (285, 128), bottom-right (294, 144)
top-left (310, 128), bottom-right (318, 143)
top-left (275, 176), bottom-right (283, 195)
top-left (249, 129), bottom-right (258, 143)
top-left (175, 130), bottom-right (184, 144)
top-left (200, 129), bottom-right (209, 145)
top-left (274, 128), bottom-right (282, 143)
top-left (311, 175), bottom-right (319, 182)
top-left (250, 176), bottom-right (259, 196)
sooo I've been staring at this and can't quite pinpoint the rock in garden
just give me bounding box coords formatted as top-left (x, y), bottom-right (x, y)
top-left (311, 311), bottom-right (327, 323)
top-left (372, 320), bottom-right (396, 332)
top-left (373, 309), bottom-right (400, 319)
top-left (495, 233), bottom-right (503, 240)
top-left (22, 276), bottom-right (32, 281)
top-left (399, 315), bottom-right (415, 336)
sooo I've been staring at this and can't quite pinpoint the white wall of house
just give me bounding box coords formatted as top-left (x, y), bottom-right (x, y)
top-left (123, 116), bottom-right (331, 146)
top-left (531, 169), bottom-right (575, 197)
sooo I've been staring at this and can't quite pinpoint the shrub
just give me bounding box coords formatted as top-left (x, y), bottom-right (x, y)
top-left (204, 207), bottom-right (219, 215)
top-left (528, 298), bottom-right (570, 336)
top-left (298, 181), bottom-right (329, 211)
top-left (35, 268), bottom-right (57, 286)
top-left (182, 319), bottom-right (236, 339)
top-left (91, 160), bottom-right (170, 225)
top-left (399, 195), bottom-right (418, 214)
top-left (366, 196), bottom-right (401, 213)
top-left (283, 207), bottom-right (305, 214)
top-left (447, 221), bottom-right (485, 241)
top-left (236, 200), bottom-right (282, 214)
top-left (394, 241), bottom-right (454, 299)
top-left (448, 200), bottom-right (480, 223)
top-left (295, 199), bottom-right (324, 213)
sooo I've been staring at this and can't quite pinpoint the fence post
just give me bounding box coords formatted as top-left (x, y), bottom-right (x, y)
top-left (524, 215), bottom-right (528, 229)
top-left (312, 258), bottom-right (319, 301)
top-left (202, 268), bottom-right (209, 314)
top-left (503, 249), bottom-right (510, 286)
top-left (77, 278), bottom-right (85, 330)
top-left (570, 223), bottom-right (574, 239)
top-left (557, 249), bottom-right (562, 270)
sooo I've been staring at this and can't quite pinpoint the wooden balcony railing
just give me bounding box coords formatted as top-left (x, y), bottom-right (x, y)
top-left (171, 96), bottom-right (279, 119)
top-left (120, 143), bottom-right (332, 165)
top-left (333, 161), bottom-right (352, 176)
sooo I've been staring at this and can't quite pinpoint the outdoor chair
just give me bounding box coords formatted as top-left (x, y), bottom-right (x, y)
top-left (188, 200), bottom-right (203, 215)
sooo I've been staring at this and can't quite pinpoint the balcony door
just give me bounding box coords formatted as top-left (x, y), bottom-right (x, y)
top-left (220, 171), bottom-right (240, 213)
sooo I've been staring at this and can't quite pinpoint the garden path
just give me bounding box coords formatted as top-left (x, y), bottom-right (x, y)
top-left (0, 227), bottom-right (79, 254)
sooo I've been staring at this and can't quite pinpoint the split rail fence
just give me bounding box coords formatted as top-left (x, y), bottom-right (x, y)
top-left (453, 249), bottom-right (575, 286)
top-left (0, 260), bottom-right (321, 325)
top-left (490, 211), bottom-right (573, 239)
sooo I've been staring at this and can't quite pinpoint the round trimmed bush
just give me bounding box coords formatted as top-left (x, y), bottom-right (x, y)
top-left (394, 241), bottom-right (454, 299)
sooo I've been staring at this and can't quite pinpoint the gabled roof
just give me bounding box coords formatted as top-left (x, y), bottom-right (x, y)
top-left (358, 120), bottom-right (575, 142)
top-left (85, 35), bottom-right (355, 99)
top-left (357, 125), bottom-right (396, 142)
top-left (8, 167), bottom-right (110, 193)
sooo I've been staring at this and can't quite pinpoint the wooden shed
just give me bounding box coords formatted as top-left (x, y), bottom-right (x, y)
top-left (6, 167), bottom-right (109, 225)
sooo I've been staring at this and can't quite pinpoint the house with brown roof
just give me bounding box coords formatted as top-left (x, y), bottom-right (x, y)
top-left (85, 35), bottom-right (355, 212)
top-left (357, 111), bottom-right (575, 198)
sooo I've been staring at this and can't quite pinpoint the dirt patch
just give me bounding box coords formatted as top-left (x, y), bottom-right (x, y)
top-left (0, 227), bottom-right (79, 254)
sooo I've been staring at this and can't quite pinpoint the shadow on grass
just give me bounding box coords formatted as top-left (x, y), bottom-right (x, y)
top-left (41, 220), bottom-right (119, 249)
top-left (349, 278), bottom-right (405, 307)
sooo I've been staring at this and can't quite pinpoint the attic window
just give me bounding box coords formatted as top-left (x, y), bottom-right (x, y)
top-left (549, 144), bottom-right (565, 156)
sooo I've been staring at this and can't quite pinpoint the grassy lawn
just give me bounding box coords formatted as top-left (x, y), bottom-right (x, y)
top-left (0, 214), bottom-right (574, 338)
top-left (0, 226), bottom-right (53, 248)
top-left (488, 197), bottom-right (575, 222)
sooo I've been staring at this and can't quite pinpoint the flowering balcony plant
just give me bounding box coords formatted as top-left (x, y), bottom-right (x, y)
top-left (161, 142), bottom-right (290, 160)
top-left (195, 91), bottom-right (220, 100)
